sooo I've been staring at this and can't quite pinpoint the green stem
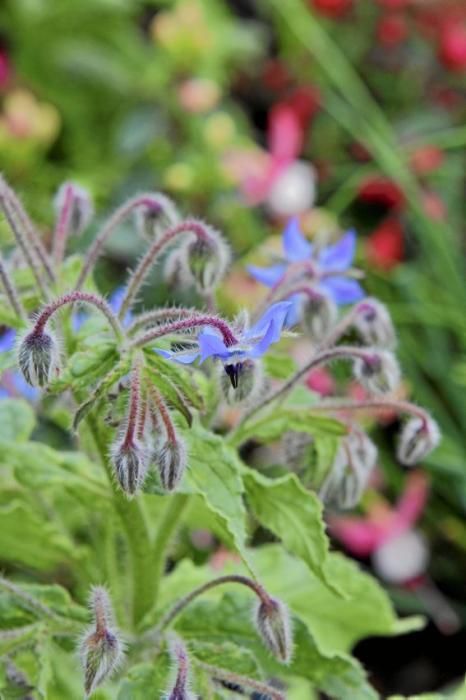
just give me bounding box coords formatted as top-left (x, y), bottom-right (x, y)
top-left (151, 494), bottom-right (189, 613)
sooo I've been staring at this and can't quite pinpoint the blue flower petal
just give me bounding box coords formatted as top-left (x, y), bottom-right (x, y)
top-left (318, 230), bottom-right (356, 271)
top-left (0, 329), bottom-right (16, 353)
top-left (12, 373), bottom-right (40, 401)
top-left (249, 319), bottom-right (281, 358)
top-left (284, 294), bottom-right (303, 328)
top-left (247, 264), bottom-right (286, 288)
top-left (154, 348), bottom-right (200, 365)
top-left (283, 217), bottom-right (313, 262)
top-left (247, 301), bottom-right (292, 340)
top-left (109, 287), bottom-right (132, 327)
top-left (320, 276), bottom-right (364, 305)
top-left (198, 330), bottom-right (229, 363)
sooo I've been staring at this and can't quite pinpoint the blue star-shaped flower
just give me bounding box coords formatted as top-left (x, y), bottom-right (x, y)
top-left (248, 218), bottom-right (364, 324)
top-left (156, 301), bottom-right (291, 387)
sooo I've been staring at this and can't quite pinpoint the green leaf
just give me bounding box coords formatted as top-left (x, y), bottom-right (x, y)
top-left (180, 421), bottom-right (254, 575)
top-left (72, 357), bottom-right (130, 431)
top-left (263, 351), bottom-right (298, 379)
top-left (145, 351), bottom-right (204, 410)
top-left (229, 408), bottom-right (346, 448)
top-left (175, 592), bottom-right (377, 699)
top-left (190, 641), bottom-right (262, 679)
top-left (117, 655), bottom-right (171, 700)
top-left (243, 470), bottom-right (339, 595)
top-left (0, 349), bottom-right (16, 373)
top-left (69, 345), bottom-right (118, 378)
top-left (0, 399), bottom-right (36, 442)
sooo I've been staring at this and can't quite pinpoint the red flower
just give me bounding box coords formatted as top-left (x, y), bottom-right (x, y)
top-left (376, 13), bottom-right (408, 47)
top-left (0, 49), bottom-right (11, 89)
top-left (409, 145), bottom-right (444, 175)
top-left (438, 23), bottom-right (466, 72)
top-left (377, 0), bottom-right (410, 9)
top-left (310, 0), bottom-right (353, 19)
top-left (366, 217), bottom-right (404, 270)
top-left (358, 176), bottom-right (405, 209)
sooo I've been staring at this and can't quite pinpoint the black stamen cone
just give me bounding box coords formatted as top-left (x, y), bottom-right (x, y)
top-left (224, 363), bottom-right (242, 389)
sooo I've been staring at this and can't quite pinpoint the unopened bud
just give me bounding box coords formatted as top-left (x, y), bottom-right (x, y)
top-left (219, 359), bottom-right (263, 404)
top-left (17, 330), bottom-right (60, 387)
top-left (353, 350), bottom-right (400, 395)
top-left (80, 586), bottom-right (124, 697)
top-left (110, 438), bottom-right (148, 496)
top-left (320, 431), bottom-right (377, 510)
top-left (254, 597), bottom-right (292, 664)
top-left (156, 435), bottom-right (187, 491)
top-left (166, 637), bottom-right (195, 700)
top-left (54, 181), bottom-right (93, 235)
top-left (182, 225), bottom-right (230, 292)
top-left (397, 415), bottom-right (440, 466)
top-left (135, 194), bottom-right (179, 239)
top-left (354, 299), bottom-right (396, 349)
top-left (301, 292), bottom-right (337, 341)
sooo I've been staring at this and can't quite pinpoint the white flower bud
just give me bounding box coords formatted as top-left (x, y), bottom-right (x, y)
top-left (354, 299), bottom-right (396, 349)
top-left (254, 597), bottom-right (292, 664)
top-left (301, 293), bottom-right (337, 341)
top-left (353, 350), bottom-right (400, 395)
top-left (320, 431), bottom-right (377, 510)
top-left (156, 435), bottom-right (187, 491)
top-left (182, 224), bottom-right (231, 293)
top-left (134, 193), bottom-right (179, 239)
top-left (110, 438), bottom-right (149, 496)
top-left (397, 415), bottom-right (440, 466)
top-left (17, 329), bottom-right (60, 387)
top-left (54, 181), bottom-right (93, 235)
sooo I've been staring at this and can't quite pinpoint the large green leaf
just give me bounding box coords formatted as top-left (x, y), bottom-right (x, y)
top-left (117, 655), bottom-right (171, 700)
top-left (0, 399), bottom-right (36, 442)
top-left (243, 470), bottom-right (339, 595)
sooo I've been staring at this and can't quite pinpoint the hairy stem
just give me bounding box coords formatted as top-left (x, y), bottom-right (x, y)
top-left (75, 193), bottom-right (170, 291)
top-left (0, 254), bottom-right (26, 320)
top-left (52, 182), bottom-right (74, 265)
top-left (131, 314), bottom-right (237, 349)
top-left (31, 291), bottom-right (125, 342)
top-left (310, 396), bottom-right (433, 427)
top-left (127, 307), bottom-right (195, 336)
top-left (118, 219), bottom-right (213, 320)
top-left (198, 662), bottom-right (286, 700)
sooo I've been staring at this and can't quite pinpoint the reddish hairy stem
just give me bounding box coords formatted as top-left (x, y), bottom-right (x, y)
top-left (52, 183), bottom-right (74, 265)
top-left (127, 307), bottom-right (195, 335)
top-left (148, 385), bottom-right (176, 443)
top-left (312, 397), bottom-right (431, 428)
top-left (118, 219), bottom-right (214, 320)
top-left (130, 314), bottom-right (237, 349)
top-left (123, 360), bottom-right (142, 448)
top-left (0, 254), bottom-right (26, 320)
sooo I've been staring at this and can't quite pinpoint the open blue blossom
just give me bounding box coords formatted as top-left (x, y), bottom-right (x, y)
top-left (248, 218), bottom-right (364, 323)
top-left (156, 301), bottom-right (292, 388)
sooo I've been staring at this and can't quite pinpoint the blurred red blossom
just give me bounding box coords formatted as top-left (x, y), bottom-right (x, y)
top-left (376, 13), bottom-right (408, 47)
top-left (358, 176), bottom-right (405, 209)
top-left (310, 0), bottom-right (353, 18)
top-left (366, 216), bottom-right (404, 270)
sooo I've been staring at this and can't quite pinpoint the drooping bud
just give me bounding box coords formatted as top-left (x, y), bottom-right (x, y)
top-left (320, 431), bottom-right (377, 510)
top-left (397, 415), bottom-right (440, 466)
top-left (134, 194), bottom-right (179, 240)
top-left (182, 224), bottom-right (230, 292)
top-left (354, 299), bottom-right (396, 349)
top-left (353, 350), bottom-right (400, 395)
top-left (54, 181), bottom-right (93, 235)
top-left (79, 586), bottom-right (124, 697)
top-left (166, 637), bottom-right (195, 700)
top-left (254, 596), bottom-right (292, 664)
top-left (219, 359), bottom-right (264, 404)
top-left (110, 438), bottom-right (149, 496)
top-left (17, 329), bottom-right (60, 387)
top-left (156, 434), bottom-right (187, 491)
top-left (301, 292), bottom-right (337, 341)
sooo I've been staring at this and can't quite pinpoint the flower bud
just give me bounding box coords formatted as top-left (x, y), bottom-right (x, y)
top-left (254, 597), bottom-right (292, 664)
top-left (135, 194), bottom-right (179, 239)
top-left (17, 330), bottom-right (60, 387)
top-left (156, 435), bottom-right (187, 491)
top-left (110, 438), bottom-right (148, 496)
top-left (182, 225), bottom-right (230, 292)
top-left (353, 350), bottom-right (400, 395)
top-left (320, 431), bottom-right (377, 510)
top-left (54, 181), bottom-right (93, 235)
top-left (80, 587), bottom-right (124, 697)
top-left (219, 359), bottom-right (263, 404)
top-left (397, 415), bottom-right (440, 466)
top-left (301, 292), bottom-right (337, 341)
top-left (354, 299), bottom-right (396, 348)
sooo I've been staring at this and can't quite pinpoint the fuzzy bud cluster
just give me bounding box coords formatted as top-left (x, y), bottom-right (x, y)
top-left (353, 349), bottom-right (400, 395)
top-left (79, 586), bottom-right (124, 697)
top-left (320, 430), bottom-right (377, 510)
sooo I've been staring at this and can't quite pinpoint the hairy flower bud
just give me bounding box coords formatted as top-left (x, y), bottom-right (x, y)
top-left (156, 435), bottom-right (187, 491)
top-left (354, 299), bottom-right (396, 348)
top-left (135, 194), bottom-right (179, 239)
top-left (219, 359), bottom-right (263, 404)
top-left (182, 225), bottom-right (230, 292)
top-left (80, 587), bottom-right (124, 697)
top-left (254, 597), bottom-right (292, 664)
top-left (301, 292), bottom-right (337, 341)
top-left (397, 415), bottom-right (440, 466)
top-left (353, 350), bottom-right (400, 395)
top-left (320, 431), bottom-right (377, 510)
top-left (110, 438), bottom-right (148, 496)
top-left (17, 329), bottom-right (60, 387)
top-left (54, 181), bottom-right (93, 235)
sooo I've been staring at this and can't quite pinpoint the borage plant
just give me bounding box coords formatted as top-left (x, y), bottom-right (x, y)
top-left (0, 177), bottom-right (440, 699)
